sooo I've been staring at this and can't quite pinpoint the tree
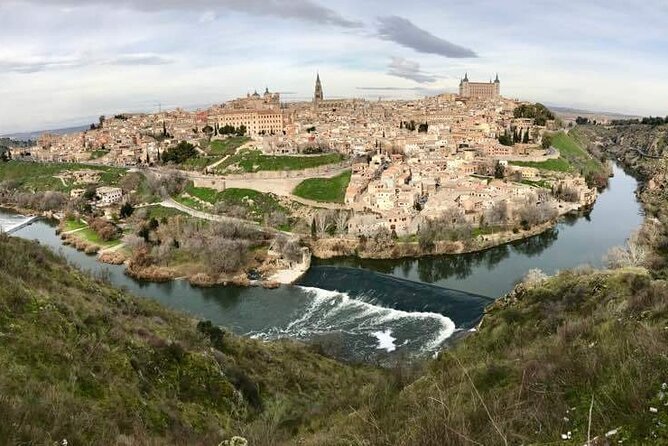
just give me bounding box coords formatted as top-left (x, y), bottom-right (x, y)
top-left (119, 202), bottom-right (135, 219)
top-left (485, 200), bottom-right (509, 227)
top-left (314, 210), bottom-right (332, 236)
top-left (541, 133), bottom-right (553, 150)
top-left (161, 141), bottom-right (197, 164)
top-left (335, 211), bottom-right (350, 235)
top-left (494, 162), bottom-right (505, 179)
top-left (513, 103), bottom-right (555, 126)
top-left (499, 130), bottom-right (514, 146)
top-left (522, 131), bottom-right (529, 144)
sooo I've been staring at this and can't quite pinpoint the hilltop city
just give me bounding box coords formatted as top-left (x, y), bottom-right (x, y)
top-left (5, 73), bottom-right (602, 258)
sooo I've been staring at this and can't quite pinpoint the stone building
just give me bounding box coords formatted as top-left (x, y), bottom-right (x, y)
top-left (209, 110), bottom-right (284, 136)
top-left (459, 73), bottom-right (501, 99)
top-left (314, 73), bottom-right (324, 103)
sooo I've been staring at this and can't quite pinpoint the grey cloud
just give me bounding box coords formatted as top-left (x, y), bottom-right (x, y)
top-left (0, 57), bottom-right (83, 73)
top-left (0, 53), bottom-right (174, 73)
top-left (32, 0), bottom-right (361, 27)
top-left (108, 54), bottom-right (173, 66)
top-left (357, 86), bottom-right (423, 91)
top-left (386, 57), bottom-right (437, 83)
top-left (377, 16), bottom-right (477, 58)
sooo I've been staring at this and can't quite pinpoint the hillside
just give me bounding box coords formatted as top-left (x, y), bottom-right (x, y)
top-left (3, 124), bottom-right (668, 445)
top-left (0, 235), bottom-right (385, 445)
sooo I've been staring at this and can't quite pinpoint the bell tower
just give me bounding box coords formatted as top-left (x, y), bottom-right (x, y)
top-left (314, 73), bottom-right (324, 103)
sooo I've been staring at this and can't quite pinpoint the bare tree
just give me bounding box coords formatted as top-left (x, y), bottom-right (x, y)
top-left (335, 210), bottom-right (350, 235)
top-left (604, 231), bottom-right (647, 269)
top-left (485, 200), bottom-right (509, 227)
top-left (314, 210), bottom-right (333, 236)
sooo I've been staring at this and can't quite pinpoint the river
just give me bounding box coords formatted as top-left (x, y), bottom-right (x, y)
top-left (0, 163), bottom-right (643, 364)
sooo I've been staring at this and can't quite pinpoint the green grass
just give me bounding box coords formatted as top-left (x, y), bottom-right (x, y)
top-left (174, 195), bottom-right (208, 211)
top-left (510, 157), bottom-right (571, 172)
top-left (472, 225), bottom-right (505, 237)
top-left (520, 178), bottom-right (551, 188)
top-left (217, 150), bottom-right (345, 173)
top-left (333, 268), bottom-right (668, 444)
top-left (63, 218), bottom-right (87, 232)
top-left (178, 138), bottom-right (251, 171)
top-left (0, 235), bottom-right (385, 445)
top-left (181, 155), bottom-right (220, 171)
top-left (208, 137), bottom-right (250, 156)
top-left (181, 183), bottom-right (289, 224)
top-left (293, 170), bottom-right (351, 203)
top-left (76, 228), bottom-right (122, 248)
top-left (510, 132), bottom-right (606, 184)
top-left (143, 205), bottom-right (187, 220)
top-left (551, 132), bottom-right (588, 158)
top-left (0, 161), bottom-right (126, 192)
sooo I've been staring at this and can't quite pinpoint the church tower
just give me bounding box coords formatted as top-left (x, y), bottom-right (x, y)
top-left (314, 73), bottom-right (324, 103)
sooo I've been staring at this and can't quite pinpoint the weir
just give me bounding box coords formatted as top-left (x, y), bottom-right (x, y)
top-left (3, 216), bottom-right (38, 235)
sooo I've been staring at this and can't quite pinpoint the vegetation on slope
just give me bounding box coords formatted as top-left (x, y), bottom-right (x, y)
top-left (216, 150), bottom-right (344, 173)
top-left (0, 160), bottom-right (125, 193)
top-left (511, 131), bottom-right (610, 186)
top-left (513, 103), bottom-right (555, 126)
top-left (0, 235), bottom-right (385, 445)
top-left (293, 170), bottom-right (351, 203)
top-left (179, 183), bottom-right (291, 227)
top-left (336, 267), bottom-right (668, 444)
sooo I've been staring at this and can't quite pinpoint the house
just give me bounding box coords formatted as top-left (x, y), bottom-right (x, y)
top-left (96, 187), bottom-right (123, 206)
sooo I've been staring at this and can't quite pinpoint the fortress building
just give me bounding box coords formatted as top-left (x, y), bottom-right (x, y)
top-left (459, 73), bottom-right (500, 99)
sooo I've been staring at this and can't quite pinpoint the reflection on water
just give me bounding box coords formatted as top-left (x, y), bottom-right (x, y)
top-left (315, 163), bottom-right (643, 297)
top-left (2, 163), bottom-right (643, 362)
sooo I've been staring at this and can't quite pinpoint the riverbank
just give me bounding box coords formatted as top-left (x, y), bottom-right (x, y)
top-left (310, 201), bottom-right (590, 260)
top-left (1, 160), bottom-right (642, 363)
top-left (0, 195), bottom-right (593, 289)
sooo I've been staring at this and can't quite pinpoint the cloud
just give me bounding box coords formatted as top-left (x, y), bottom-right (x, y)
top-left (356, 86), bottom-right (423, 91)
top-left (0, 53), bottom-right (173, 73)
top-left (377, 16), bottom-right (477, 58)
top-left (26, 0), bottom-right (361, 27)
top-left (108, 54), bottom-right (173, 66)
top-left (0, 55), bottom-right (83, 73)
top-left (386, 57), bottom-right (437, 83)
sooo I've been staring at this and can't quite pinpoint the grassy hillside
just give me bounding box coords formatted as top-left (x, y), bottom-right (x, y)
top-left (338, 267), bottom-right (668, 444)
top-left (0, 160), bottom-right (125, 192)
top-left (293, 170), bottom-right (351, 203)
top-left (0, 235), bottom-right (385, 445)
top-left (4, 126), bottom-right (668, 445)
top-left (216, 150), bottom-right (344, 173)
top-left (511, 131), bottom-right (610, 186)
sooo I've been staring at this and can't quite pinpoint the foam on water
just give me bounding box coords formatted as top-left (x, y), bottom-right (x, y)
top-left (373, 329), bottom-right (397, 352)
top-left (0, 213), bottom-right (33, 234)
top-left (250, 286), bottom-right (457, 356)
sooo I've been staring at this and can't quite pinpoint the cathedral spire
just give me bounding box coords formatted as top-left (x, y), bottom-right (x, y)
top-left (314, 72), bottom-right (323, 103)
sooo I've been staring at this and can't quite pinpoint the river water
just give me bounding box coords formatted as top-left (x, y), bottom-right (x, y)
top-left (0, 164), bottom-right (643, 363)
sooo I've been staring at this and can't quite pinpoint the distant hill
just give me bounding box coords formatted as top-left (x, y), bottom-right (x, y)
top-left (548, 105), bottom-right (642, 122)
top-left (2, 124), bottom-right (90, 141)
top-left (0, 137), bottom-right (34, 149)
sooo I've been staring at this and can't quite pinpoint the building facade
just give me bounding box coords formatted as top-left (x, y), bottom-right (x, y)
top-left (209, 110), bottom-right (284, 136)
top-left (459, 73), bottom-right (501, 99)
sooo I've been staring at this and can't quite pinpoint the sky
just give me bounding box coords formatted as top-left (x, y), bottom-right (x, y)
top-left (1, 0), bottom-right (667, 134)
